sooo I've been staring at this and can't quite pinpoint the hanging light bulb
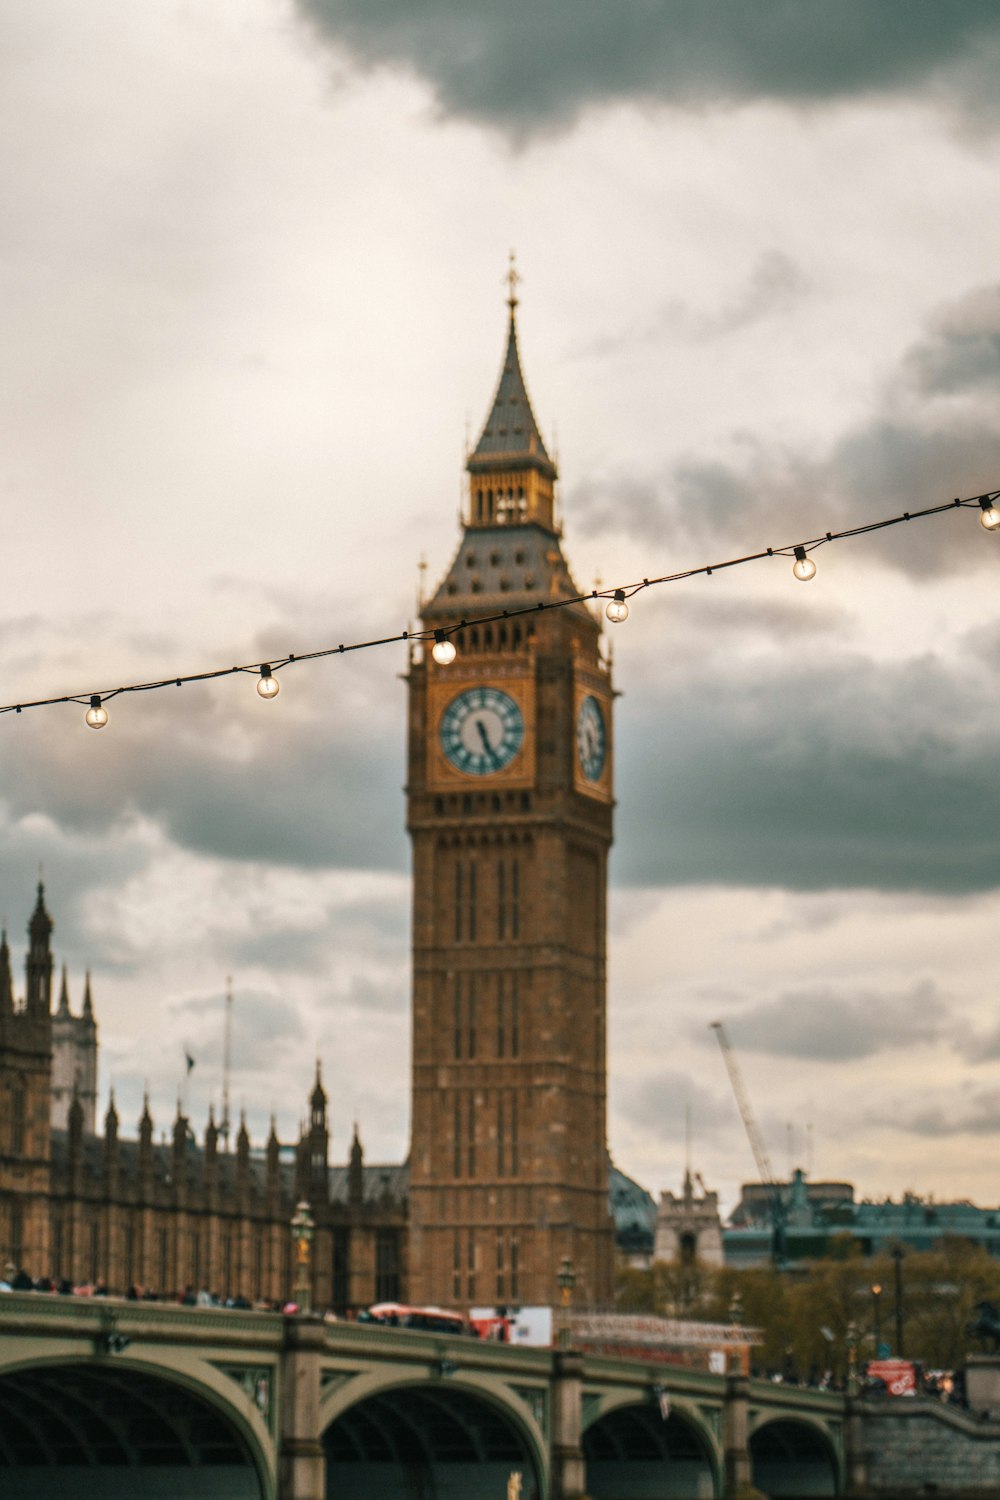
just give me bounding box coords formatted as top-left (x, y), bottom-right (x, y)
top-left (85, 695), bottom-right (108, 730)
top-left (979, 496), bottom-right (1000, 531)
top-left (431, 630), bottom-right (457, 665)
top-left (792, 546), bottom-right (817, 582)
top-left (605, 589), bottom-right (629, 623)
top-left (257, 665), bottom-right (281, 699)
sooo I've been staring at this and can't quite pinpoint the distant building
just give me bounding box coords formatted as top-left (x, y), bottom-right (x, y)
top-left (724, 1168), bottom-right (1000, 1266)
top-left (655, 1169), bottom-right (724, 1268)
top-left (50, 964), bottom-right (97, 1133)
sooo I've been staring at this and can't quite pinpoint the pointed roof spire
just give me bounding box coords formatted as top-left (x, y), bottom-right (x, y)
top-left (311, 1058), bottom-right (327, 1113)
top-left (29, 880), bottom-right (53, 941)
top-left (58, 965), bottom-right (71, 1015)
top-left (469, 255), bottom-right (555, 475)
top-left (0, 928), bottom-right (12, 1012)
top-left (82, 970), bottom-right (94, 1020)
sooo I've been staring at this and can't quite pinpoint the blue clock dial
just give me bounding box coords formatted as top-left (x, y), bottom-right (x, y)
top-left (576, 695), bottom-right (606, 781)
top-left (440, 687), bottom-right (524, 776)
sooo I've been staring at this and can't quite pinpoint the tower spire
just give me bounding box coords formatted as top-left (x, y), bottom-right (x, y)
top-left (504, 248), bottom-right (521, 313)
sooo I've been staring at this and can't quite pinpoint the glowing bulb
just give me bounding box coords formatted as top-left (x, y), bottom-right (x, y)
top-left (605, 590), bottom-right (629, 623)
top-left (979, 497), bottom-right (1000, 531)
top-left (792, 546), bottom-right (816, 582)
top-left (85, 695), bottom-right (108, 730)
top-left (431, 631), bottom-right (457, 665)
top-left (257, 666), bottom-right (280, 699)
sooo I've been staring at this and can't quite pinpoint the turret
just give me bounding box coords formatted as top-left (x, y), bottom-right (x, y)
top-left (309, 1062), bottom-right (329, 1199)
top-left (82, 971), bottom-right (95, 1025)
top-left (266, 1116), bottom-right (281, 1205)
top-left (25, 881), bottom-right (53, 1017)
top-left (0, 928), bottom-right (12, 1022)
top-left (68, 1085), bottom-right (84, 1182)
top-left (204, 1106), bottom-right (220, 1209)
top-left (172, 1104), bottom-right (188, 1202)
top-left (349, 1123), bottom-right (364, 1207)
top-left (103, 1092), bottom-right (120, 1188)
top-left (236, 1111), bottom-right (250, 1187)
top-left (138, 1093), bottom-right (154, 1186)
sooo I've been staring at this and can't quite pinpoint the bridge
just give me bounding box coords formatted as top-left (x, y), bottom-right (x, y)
top-left (0, 1292), bottom-right (851, 1498)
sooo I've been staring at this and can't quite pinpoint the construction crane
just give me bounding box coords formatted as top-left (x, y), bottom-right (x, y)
top-left (710, 1020), bottom-right (786, 1262)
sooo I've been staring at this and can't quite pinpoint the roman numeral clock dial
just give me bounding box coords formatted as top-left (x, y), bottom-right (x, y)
top-left (439, 686), bottom-right (524, 775)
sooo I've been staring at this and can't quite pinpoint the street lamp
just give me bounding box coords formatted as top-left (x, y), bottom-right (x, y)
top-left (557, 1256), bottom-right (576, 1349)
top-left (290, 1200), bottom-right (315, 1314)
top-left (891, 1246), bottom-right (905, 1357)
top-left (871, 1283), bottom-right (883, 1358)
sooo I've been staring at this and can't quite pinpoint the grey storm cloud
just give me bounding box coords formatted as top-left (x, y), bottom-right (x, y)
top-left (581, 252), bottom-right (811, 358)
top-left (293, 0), bottom-right (1000, 134)
top-left (571, 280), bottom-right (1000, 579)
top-left (906, 284), bottom-right (1000, 397)
top-left (715, 979), bottom-right (946, 1062)
top-left (613, 646), bottom-right (1000, 893)
top-left (0, 677), bottom-right (408, 877)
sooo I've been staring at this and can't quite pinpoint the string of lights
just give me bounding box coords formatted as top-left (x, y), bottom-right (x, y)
top-left (3, 489), bottom-right (997, 729)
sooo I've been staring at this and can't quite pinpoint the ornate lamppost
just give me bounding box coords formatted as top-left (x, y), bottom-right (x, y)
top-left (290, 1200), bottom-right (315, 1314)
top-left (871, 1282), bottom-right (883, 1358)
top-left (891, 1246), bottom-right (905, 1357)
top-left (557, 1255), bottom-right (576, 1349)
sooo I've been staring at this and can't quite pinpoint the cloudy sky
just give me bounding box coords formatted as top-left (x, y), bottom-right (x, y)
top-left (2, 0), bottom-right (999, 1215)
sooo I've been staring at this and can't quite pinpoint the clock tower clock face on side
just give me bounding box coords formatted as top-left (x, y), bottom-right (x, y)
top-left (440, 686), bottom-right (524, 776)
top-left (576, 694), bottom-right (606, 781)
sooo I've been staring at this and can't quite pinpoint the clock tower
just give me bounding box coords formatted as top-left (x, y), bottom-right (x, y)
top-left (406, 276), bottom-right (616, 1310)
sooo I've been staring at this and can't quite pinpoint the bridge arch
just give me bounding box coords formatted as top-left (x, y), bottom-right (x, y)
top-left (321, 1373), bottom-right (547, 1500)
top-left (582, 1396), bottom-right (721, 1499)
top-left (0, 1355), bottom-right (273, 1500)
top-left (749, 1414), bottom-right (841, 1497)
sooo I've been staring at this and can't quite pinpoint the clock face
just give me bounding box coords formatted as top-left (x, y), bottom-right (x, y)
top-left (576, 695), bottom-right (606, 781)
top-left (440, 686), bottom-right (524, 776)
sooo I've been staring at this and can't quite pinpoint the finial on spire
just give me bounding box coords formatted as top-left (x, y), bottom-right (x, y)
top-left (504, 249), bottom-right (520, 313)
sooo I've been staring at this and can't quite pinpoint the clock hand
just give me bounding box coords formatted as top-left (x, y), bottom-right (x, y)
top-left (476, 718), bottom-right (500, 764)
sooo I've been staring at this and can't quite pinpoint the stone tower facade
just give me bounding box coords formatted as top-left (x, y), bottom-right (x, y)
top-left (0, 885), bottom-right (55, 1273)
top-left (654, 1170), bottom-right (724, 1269)
top-left (51, 966), bottom-right (98, 1134)
top-left (406, 283), bottom-right (616, 1310)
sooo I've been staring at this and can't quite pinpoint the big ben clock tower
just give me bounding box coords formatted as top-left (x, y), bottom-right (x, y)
top-left (406, 270), bottom-right (616, 1310)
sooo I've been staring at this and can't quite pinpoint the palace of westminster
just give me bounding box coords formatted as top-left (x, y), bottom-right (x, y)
top-left (4, 285), bottom-right (997, 1307)
top-left (0, 284), bottom-right (638, 1312)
